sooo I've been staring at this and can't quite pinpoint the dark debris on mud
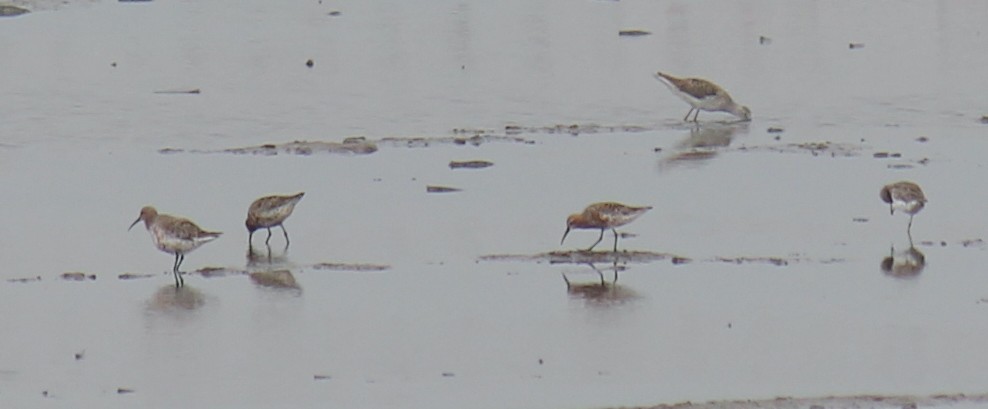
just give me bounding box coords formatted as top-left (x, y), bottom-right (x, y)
top-left (118, 272), bottom-right (155, 280)
top-left (618, 29), bottom-right (651, 37)
top-left (622, 392), bottom-right (988, 409)
top-left (60, 272), bottom-right (96, 281)
top-left (449, 160), bottom-right (494, 169)
top-left (426, 185), bottom-right (461, 193)
top-left (6, 276), bottom-right (41, 283)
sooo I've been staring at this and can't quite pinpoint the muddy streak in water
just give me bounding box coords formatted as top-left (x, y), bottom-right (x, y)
top-left (618, 392), bottom-right (988, 409)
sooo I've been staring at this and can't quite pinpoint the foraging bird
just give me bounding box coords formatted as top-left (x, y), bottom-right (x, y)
top-left (129, 206), bottom-right (222, 287)
top-left (880, 181), bottom-right (926, 238)
top-left (654, 71), bottom-right (751, 122)
top-left (246, 192), bottom-right (305, 247)
top-left (561, 202), bottom-right (652, 252)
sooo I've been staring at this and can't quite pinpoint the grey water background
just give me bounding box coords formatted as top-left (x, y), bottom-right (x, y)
top-left (2, 1), bottom-right (988, 408)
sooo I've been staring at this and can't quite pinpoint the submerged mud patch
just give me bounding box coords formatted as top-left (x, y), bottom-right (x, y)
top-left (480, 250), bottom-right (677, 265)
top-left (161, 133), bottom-right (536, 156)
top-left (735, 141), bottom-right (863, 157)
top-left (0, 5), bottom-right (29, 16)
top-left (623, 392), bottom-right (988, 409)
top-left (309, 262), bottom-right (391, 272)
top-left (481, 252), bottom-right (845, 267)
top-left (161, 137), bottom-right (379, 156)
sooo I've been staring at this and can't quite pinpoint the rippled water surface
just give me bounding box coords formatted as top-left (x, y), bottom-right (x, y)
top-left (2, 1), bottom-right (988, 408)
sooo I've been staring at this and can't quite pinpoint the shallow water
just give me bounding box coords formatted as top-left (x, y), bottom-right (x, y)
top-left (3, 1), bottom-right (988, 408)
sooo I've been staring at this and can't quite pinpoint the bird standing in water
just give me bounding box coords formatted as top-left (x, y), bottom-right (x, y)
top-left (561, 202), bottom-right (652, 252)
top-left (880, 181), bottom-right (926, 239)
top-left (246, 192), bottom-right (305, 248)
top-left (654, 71), bottom-right (751, 122)
top-left (129, 206), bottom-right (222, 287)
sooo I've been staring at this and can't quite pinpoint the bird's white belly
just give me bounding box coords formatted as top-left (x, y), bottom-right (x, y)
top-left (150, 228), bottom-right (206, 254)
top-left (892, 199), bottom-right (922, 215)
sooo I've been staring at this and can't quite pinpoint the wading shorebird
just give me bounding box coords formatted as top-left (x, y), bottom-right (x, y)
top-left (246, 192), bottom-right (305, 247)
top-left (880, 181), bottom-right (926, 238)
top-left (129, 206), bottom-right (222, 287)
top-left (561, 202), bottom-right (652, 252)
top-left (653, 71), bottom-right (751, 122)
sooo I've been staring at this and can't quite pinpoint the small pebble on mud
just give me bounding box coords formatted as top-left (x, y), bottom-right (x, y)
top-left (852, 217), bottom-right (869, 223)
top-left (305, 59), bottom-right (314, 68)
top-left (653, 147), bottom-right (662, 152)
top-left (758, 35), bottom-right (772, 45)
top-left (449, 160), bottom-right (494, 169)
top-left (961, 238), bottom-right (984, 247)
top-left (980, 115), bottom-right (988, 124)
top-left (849, 42), bottom-right (865, 49)
top-left (7, 276), bottom-right (41, 283)
top-left (618, 29), bottom-right (651, 37)
top-left (916, 136), bottom-right (929, 142)
top-left (767, 127), bottom-right (784, 133)
top-left (117, 388), bottom-right (135, 394)
top-left (441, 372), bottom-right (455, 377)
top-left (328, 10), bottom-right (341, 16)
top-left (61, 272), bottom-right (96, 281)
top-left (427, 185), bottom-right (461, 193)
top-left (153, 88), bottom-right (200, 94)
top-left (75, 350), bottom-right (85, 360)
top-left (671, 256), bottom-right (692, 265)
top-left (118, 273), bottom-right (155, 280)
top-left (313, 374), bottom-right (332, 380)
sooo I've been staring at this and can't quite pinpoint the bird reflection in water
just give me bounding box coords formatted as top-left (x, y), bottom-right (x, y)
top-left (249, 270), bottom-right (301, 291)
top-left (658, 123), bottom-right (745, 170)
top-left (246, 243), bottom-right (290, 268)
top-left (246, 245), bottom-right (301, 291)
top-left (561, 258), bottom-right (639, 306)
top-left (880, 245), bottom-right (926, 279)
top-left (147, 285), bottom-right (206, 312)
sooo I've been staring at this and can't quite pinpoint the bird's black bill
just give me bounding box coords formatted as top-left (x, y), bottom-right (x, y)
top-left (560, 227), bottom-right (571, 245)
top-left (128, 217), bottom-right (141, 231)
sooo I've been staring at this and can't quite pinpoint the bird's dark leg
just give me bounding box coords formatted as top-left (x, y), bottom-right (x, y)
top-left (611, 229), bottom-right (620, 252)
top-left (172, 253), bottom-right (185, 287)
top-left (281, 224), bottom-right (290, 247)
top-left (907, 214), bottom-right (915, 244)
top-left (265, 228), bottom-right (273, 245)
top-left (587, 229), bottom-right (605, 251)
top-left (683, 108), bottom-right (695, 122)
top-left (692, 108), bottom-right (701, 122)
top-left (612, 255), bottom-right (619, 284)
top-left (248, 231), bottom-right (254, 248)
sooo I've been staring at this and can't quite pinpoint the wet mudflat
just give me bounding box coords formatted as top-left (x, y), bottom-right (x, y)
top-left (3, 1), bottom-right (988, 408)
